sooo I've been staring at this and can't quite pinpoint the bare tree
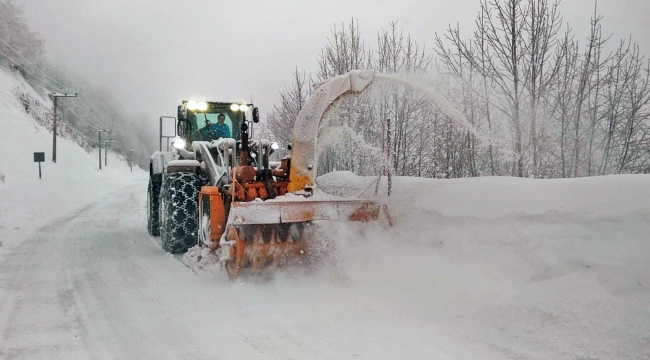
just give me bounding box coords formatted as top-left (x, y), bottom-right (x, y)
top-left (599, 40), bottom-right (650, 174)
top-left (268, 5), bottom-right (650, 180)
top-left (567, 8), bottom-right (605, 177)
top-left (0, 1), bottom-right (45, 74)
top-left (317, 18), bottom-right (369, 81)
top-left (265, 67), bottom-right (310, 149)
top-left (522, 0), bottom-right (562, 176)
top-left (548, 28), bottom-right (579, 177)
top-left (437, 0), bottom-right (531, 176)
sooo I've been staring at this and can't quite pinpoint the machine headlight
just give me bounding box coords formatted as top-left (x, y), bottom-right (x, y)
top-left (239, 104), bottom-right (249, 112)
top-left (187, 100), bottom-right (198, 111)
top-left (230, 103), bottom-right (240, 111)
top-left (172, 138), bottom-right (186, 150)
top-left (197, 101), bottom-right (208, 111)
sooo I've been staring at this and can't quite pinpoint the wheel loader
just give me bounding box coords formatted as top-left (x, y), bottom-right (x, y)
top-left (147, 70), bottom-right (390, 279)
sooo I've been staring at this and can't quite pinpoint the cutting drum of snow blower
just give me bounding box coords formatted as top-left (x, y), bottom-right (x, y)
top-left (147, 70), bottom-right (391, 278)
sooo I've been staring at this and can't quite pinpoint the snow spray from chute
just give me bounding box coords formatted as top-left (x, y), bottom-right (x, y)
top-left (373, 73), bottom-right (508, 151)
top-left (304, 71), bottom-right (509, 190)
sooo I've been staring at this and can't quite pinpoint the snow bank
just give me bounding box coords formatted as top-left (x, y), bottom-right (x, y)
top-left (318, 170), bottom-right (650, 220)
top-left (0, 68), bottom-right (146, 250)
top-left (183, 169), bottom-right (649, 358)
top-left (313, 170), bottom-right (650, 359)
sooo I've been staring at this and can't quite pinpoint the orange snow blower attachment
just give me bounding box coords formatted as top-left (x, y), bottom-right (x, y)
top-left (219, 200), bottom-right (391, 278)
top-left (196, 70), bottom-right (392, 279)
top-left (199, 164), bottom-right (392, 279)
top-left (199, 185), bottom-right (392, 278)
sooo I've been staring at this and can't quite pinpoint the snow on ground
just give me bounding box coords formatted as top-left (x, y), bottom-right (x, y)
top-left (315, 171), bottom-right (650, 359)
top-left (182, 170), bottom-right (650, 359)
top-left (1, 66), bottom-right (649, 359)
top-left (0, 68), bottom-right (146, 250)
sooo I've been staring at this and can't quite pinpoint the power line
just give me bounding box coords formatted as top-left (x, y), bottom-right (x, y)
top-left (0, 91), bottom-right (96, 144)
top-left (70, 96), bottom-right (112, 130)
top-left (0, 107), bottom-right (96, 144)
top-left (0, 36), bottom-right (71, 92)
top-left (0, 38), bottom-right (104, 122)
top-left (0, 91), bottom-right (17, 102)
top-left (0, 46), bottom-right (113, 133)
top-left (0, 110), bottom-right (34, 122)
top-left (56, 118), bottom-right (97, 143)
top-left (0, 39), bottom-right (124, 150)
top-left (0, 48), bottom-right (67, 92)
top-left (0, 78), bottom-right (102, 136)
top-left (0, 50), bottom-right (109, 131)
top-left (59, 100), bottom-right (105, 132)
top-left (0, 51), bottom-right (64, 92)
top-left (0, 74), bottom-right (101, 141)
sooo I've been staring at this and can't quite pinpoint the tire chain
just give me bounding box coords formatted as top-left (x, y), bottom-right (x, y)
top-left (160, 172), bottom-right (201, 253)
top-left (147, 175), bottom-right (162, 236)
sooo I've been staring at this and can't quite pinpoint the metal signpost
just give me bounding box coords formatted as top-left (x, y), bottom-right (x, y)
top-left (33, 152), bottom-right (45, 179)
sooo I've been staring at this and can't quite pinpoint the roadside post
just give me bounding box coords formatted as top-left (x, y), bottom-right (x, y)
top-left (129, 149), bottom-right (134, 172)
top-left (104, 139), bottom-right (116, 167)
top-left (34, 152), bottom-right (45, 179)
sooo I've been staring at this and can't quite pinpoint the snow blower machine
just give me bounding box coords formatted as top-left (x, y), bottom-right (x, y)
top-left (147, 70), bottom-right (390, 279)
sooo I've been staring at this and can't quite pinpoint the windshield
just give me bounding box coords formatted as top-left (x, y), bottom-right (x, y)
top-left (186, 107), bottom-right (243, 142)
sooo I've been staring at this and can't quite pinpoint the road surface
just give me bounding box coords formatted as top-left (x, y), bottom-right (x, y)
top-left (1, 180), bottom-right (649, 359)
top-left (0, 182), bottom-right (471, 359)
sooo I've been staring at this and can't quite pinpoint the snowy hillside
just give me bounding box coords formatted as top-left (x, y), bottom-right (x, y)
top-left (0, 67), bottom-right (146, 250)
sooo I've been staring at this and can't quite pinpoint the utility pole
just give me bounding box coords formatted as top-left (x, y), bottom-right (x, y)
top-left (106, 130), bottom-right (111, 167)
top-left (98, 130), bottom-right (107, 170)
top-left (104, 139), bottom-right (116, 167)
top-left (129, 149), bottom-right (134, 172)
top-left (49, 92), bottom-right (78, 163)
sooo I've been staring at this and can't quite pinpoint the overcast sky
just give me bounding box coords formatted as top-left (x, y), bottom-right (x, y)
top-left (15, 0), bottom-right (650, 130)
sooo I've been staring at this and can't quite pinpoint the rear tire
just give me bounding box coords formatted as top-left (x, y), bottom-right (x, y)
top-left (147, 174), bottom-right (162, 236)
top-left (160, 172), bottom-right (201, 253)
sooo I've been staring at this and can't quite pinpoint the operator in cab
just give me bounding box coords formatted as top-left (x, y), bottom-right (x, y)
top-left (201, 113), bottom-right (231, 141)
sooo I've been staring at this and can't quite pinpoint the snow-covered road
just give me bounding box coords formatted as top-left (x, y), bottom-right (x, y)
top-left (1, 175), bottom-right (649, 359)
top-left (0, 182), bottom-right (463, 359)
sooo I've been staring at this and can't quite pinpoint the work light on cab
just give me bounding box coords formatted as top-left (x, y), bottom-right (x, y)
top-left (187, 100), bottom-right (208, 112)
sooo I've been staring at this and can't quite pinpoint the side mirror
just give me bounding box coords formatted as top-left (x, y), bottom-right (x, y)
top-left (177, 105), bottom-right (187, 121)
top-left (159, 116), bottom-right (177, 151)
top-left (252, 107), bottom-right (260, 123)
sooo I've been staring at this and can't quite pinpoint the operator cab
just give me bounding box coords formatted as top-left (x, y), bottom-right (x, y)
top-left (177, 100), bottom-right (256, 143)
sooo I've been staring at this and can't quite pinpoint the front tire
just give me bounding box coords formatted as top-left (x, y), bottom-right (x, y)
top-left (159, 172), bottom-right (201, 253)
top-left (147, 174), bottom-right (162, 236)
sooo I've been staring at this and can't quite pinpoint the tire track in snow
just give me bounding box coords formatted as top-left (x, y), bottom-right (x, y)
top-left (0, 189), bottom-right (122, 359)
